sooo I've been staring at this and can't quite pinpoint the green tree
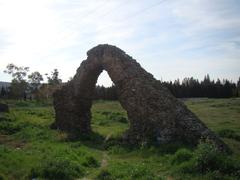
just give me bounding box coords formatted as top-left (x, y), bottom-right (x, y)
top-left (46, 69), bottom-right (62, 85)
top-left (4, 63), bottom-right (29, 81)
top-left (3, 63), bottom-right (29, 99)
top-left (28, 71), bottom-right (43, 93)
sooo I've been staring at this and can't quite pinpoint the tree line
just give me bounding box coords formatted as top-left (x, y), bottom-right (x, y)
top-left (1, 63), bottom-right (239, 100)
top-left (162, 75), bottom-right (240, 98)
top-left (93, 75), bottom-right (240, 100)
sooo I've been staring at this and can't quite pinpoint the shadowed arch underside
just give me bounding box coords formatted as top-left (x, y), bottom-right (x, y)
top-left (52, 44), bottom-right (229, 151)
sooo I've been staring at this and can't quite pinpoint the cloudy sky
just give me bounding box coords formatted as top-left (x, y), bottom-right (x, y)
top-left (0, 0), bottom-right (239, 86)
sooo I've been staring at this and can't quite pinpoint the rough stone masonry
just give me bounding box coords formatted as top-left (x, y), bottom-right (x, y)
top-left (52, 44), bottom-right (229, 151)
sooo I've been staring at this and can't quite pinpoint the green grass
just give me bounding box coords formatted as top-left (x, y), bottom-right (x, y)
top-left (185, 98), bottom-right (240, 157)
top-left (0, 98), bottom-right (239, 179)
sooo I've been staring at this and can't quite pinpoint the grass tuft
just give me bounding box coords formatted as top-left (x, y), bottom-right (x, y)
top-left (29, 157), bottom-right (85, 180)
top-left (171, 148), bottom-right (193, 165)
top-left (82, 156), bottom-right (99, 168)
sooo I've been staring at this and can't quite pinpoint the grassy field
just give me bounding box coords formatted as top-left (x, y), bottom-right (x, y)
top-left (0, 98), bottom-right (240, 179)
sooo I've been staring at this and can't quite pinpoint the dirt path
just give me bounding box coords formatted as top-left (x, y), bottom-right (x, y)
top-left (104, 133), bottom-right (112, 143)
top-left (100, 152), bottom-right (109, 168)
top-left (100, 133), bottom-right (112, 168)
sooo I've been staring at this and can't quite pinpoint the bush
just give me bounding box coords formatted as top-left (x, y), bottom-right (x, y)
top-left (171, 148), bottom-right (193, 165)
top-left (0, 114), bottom-right (22, 135)
top-left (175, 159), bottom-right (196, 174)
top-left (82, 156), bottom-right (99, 168)
top-left (194, 141), bottom-right (223, 173)
top-left (29, 157), bottom-right (85, 180)
top-left (174, 141), bottom-right (240, 179)
top-left (0, 121), bottom-right (21, 135)
top-left (96, 169), bottom-right (112, 180)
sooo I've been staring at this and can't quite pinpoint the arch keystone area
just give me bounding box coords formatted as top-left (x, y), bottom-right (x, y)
top-left (52, 44), bottom-right (229, 151)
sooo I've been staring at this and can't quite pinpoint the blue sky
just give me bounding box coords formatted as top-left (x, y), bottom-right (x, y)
top-left (0, 0), bottom-right (239, 86)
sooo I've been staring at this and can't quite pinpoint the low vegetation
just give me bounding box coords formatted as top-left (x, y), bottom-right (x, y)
top-left (0, 98), bottom-right (239, 179)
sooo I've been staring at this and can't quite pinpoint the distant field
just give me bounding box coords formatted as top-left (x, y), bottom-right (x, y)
top-left (0, 98), bottom-right (239, 179)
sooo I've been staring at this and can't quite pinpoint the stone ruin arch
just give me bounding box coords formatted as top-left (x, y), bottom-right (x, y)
top-left (52, 44), bottom-right (229, 151)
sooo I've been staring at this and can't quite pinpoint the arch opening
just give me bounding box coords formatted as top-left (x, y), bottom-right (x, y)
top-left (91, 100), bottom-right (129, 139)
top-left (96, 70), bottom-right (113, 87)
top-left (52, 44), bottom-right (229, 151)
top-left (91, 70), bottom-right (130, 139)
